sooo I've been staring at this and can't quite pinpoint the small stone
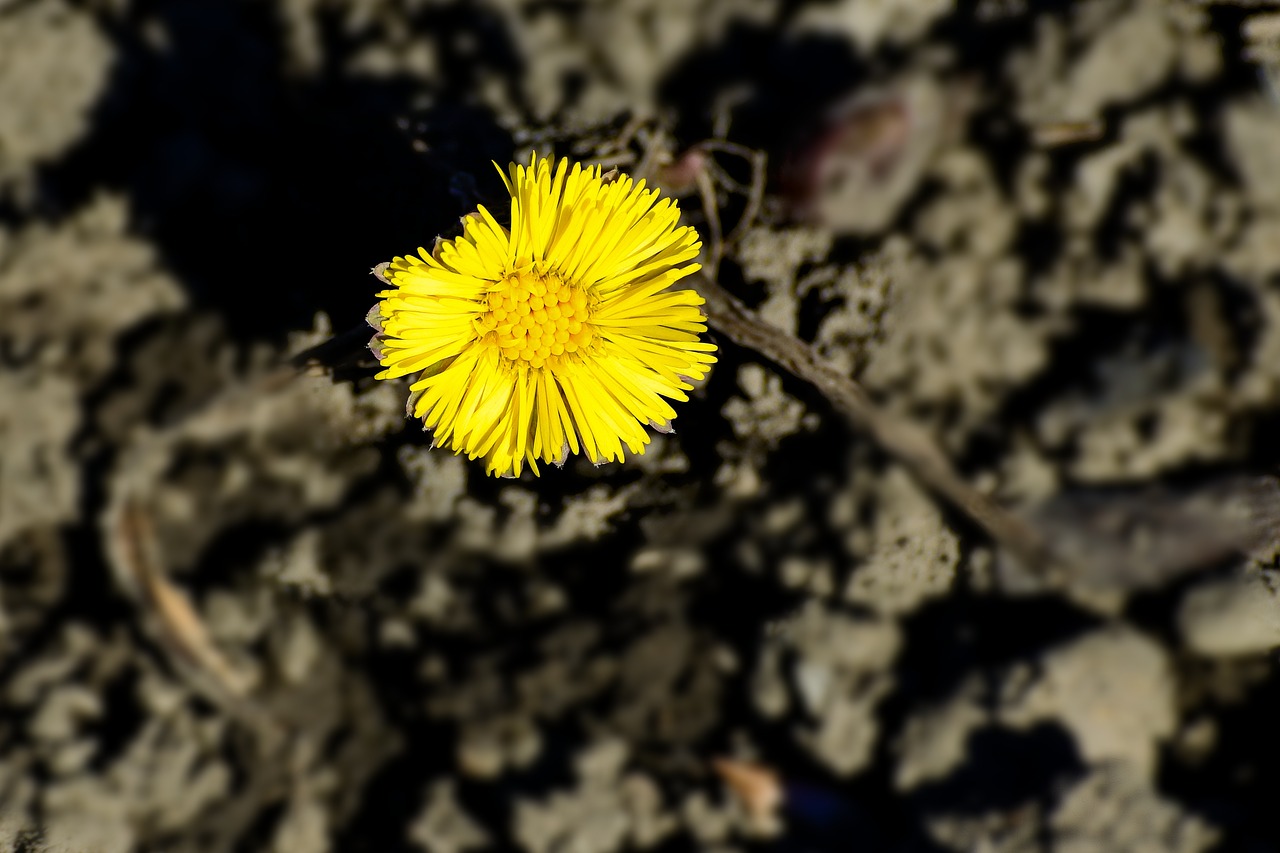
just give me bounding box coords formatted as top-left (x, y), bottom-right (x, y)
top-left (1178, 568), bottom-right (1280, 657)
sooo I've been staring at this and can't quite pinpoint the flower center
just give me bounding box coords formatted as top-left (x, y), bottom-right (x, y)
top-left (477, 270), bottom-right (595, 369)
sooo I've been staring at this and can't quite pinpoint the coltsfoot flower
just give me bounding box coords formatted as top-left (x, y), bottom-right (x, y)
top-left (369, 154), bottom-right (717, 477)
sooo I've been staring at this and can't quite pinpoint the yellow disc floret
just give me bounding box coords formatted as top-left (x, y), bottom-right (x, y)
top-left (478, 270), bottom-right (595, 369)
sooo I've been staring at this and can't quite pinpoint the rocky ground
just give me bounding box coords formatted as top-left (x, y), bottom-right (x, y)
top-left (5, 0), bottom-right (1280, 851)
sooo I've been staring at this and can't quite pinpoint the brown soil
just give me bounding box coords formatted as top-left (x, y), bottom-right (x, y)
top-left (4, 1), bottom-right (1280, 851)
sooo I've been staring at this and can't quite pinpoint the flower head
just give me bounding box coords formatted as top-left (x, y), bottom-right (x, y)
top-left (369, 154), bottom-right (717, 477)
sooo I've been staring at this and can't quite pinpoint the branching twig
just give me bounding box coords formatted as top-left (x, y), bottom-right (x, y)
top-left (695, 166), bottom-right (725, 281)
top-left (693, 139), bottom-right (767, 246)
top-left (695, 272), bottom-right (1056, 576)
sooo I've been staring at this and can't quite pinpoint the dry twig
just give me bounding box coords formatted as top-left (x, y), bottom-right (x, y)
top-left (694, 272), bottom-right (1056, 576)
top-left (695, 166), bottom-right (725, 280)
top-left (692, 139), bottom-right (768, 276)
top-left (1032, 119), bottom-right (1105, 148)
top-left (112, 502), bottom-right (269, 714)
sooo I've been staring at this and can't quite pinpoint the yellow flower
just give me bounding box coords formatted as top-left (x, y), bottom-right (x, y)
top-left (369, 154), bottom-right (717, 477)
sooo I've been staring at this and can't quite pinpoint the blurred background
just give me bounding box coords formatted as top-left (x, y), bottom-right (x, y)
top-left (4, 0), bottom-right (1280, 850)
